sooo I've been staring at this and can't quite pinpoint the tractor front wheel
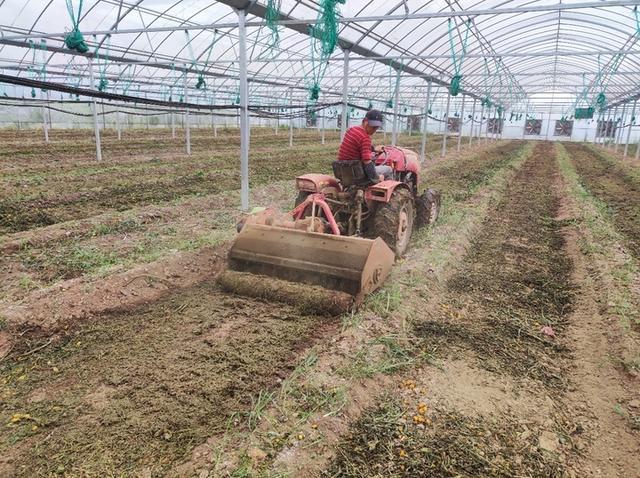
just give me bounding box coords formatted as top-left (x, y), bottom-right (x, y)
top-left (371, 188), bottom-right (414, 258)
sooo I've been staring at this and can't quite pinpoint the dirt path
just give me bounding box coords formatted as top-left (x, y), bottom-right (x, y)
top-left (560, 190), bottom-right (640, 477)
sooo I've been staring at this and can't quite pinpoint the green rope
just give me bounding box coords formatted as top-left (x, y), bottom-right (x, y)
top-left (64, 0), bottom-right (89, 53)
top-left (265, 0), bottom-right (281, 52)
top-left (386, 62), bottom-right (404, 108)
top-left (447, 18), bottom-right (471, 96)
top-left (93, 34), bottom-right (110, 92)
top-left (196, 30), bottom-right (219, 90)
top-left (306, 0), bottom-right (346, 102)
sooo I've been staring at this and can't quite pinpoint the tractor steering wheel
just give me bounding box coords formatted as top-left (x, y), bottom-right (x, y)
top-left (374, 147), bottom-right (388, 166)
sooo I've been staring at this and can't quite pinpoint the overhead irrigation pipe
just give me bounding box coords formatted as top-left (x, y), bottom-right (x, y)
top-left (3, 1), bottom-right (639, 41)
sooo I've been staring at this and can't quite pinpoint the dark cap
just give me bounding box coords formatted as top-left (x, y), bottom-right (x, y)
top-left (365, 109), bottom-right (383, 127)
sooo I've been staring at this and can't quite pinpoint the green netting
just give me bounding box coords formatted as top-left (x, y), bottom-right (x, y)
top-left (93, 34), bottom-right (110, 92)
top-left (265, 0), bottom-right (281, 52)
top-left (306, 0), bottom-right (346, 102)
top-left (574, 107), bottom-right (595, 119)
top-left (447, 18), bottom-right (471, 96)
top-left (64, 0), bottom-right (89, 53)
top-left (27, 40), bottom-right (48, 97)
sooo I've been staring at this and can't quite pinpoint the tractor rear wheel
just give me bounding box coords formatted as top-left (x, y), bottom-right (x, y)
top-left (416, 188), bottom-right (441, 228)
top-left (371, 188), bottom-right (414, 258)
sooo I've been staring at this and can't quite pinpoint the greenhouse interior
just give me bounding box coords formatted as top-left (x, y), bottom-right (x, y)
top-left (1, 1), bottom-right (640, 477)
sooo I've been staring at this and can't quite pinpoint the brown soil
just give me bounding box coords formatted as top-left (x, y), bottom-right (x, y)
top-left (0, 275), bottom-right (340, 477)
top-left (563, 142), bottom-right (640, 259)
top-left (558, 179), bottom-right (640, 477)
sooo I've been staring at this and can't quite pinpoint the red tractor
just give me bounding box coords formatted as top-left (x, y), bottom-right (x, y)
top-left (229, 146), bottom-right (441, 303)
top-left (292, 146), bottom-right (440, 258)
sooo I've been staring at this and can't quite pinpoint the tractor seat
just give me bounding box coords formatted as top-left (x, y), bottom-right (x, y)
top-left (332, 160), bottom-right (370, 187)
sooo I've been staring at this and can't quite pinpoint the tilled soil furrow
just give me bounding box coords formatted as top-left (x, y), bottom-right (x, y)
top-left (563, 142), bottom-right (640, 259)
top-left (420, 141), bottom-right (573, 387)
top-left (0, 282), bottom-right (338, 477)
top-left (324, 142), bottom-right (574, 477)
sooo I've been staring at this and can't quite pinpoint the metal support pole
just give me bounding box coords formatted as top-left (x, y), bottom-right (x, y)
top-left (521, 107), bottom-right (528, 140)
top-left (289, 88), bottom-right (294, 148)
top-left (171, 108), bottom-right (176, 139)
top-left (340, 49), bottom-right (350, 140)
top-left (184, 65), bottom-right (191, 155)
top-left (238, 8), bottom-right (250, 211)
top-left (604, 109), bottom-right (612, 146)
top-left (441, 91), bottom-right (451, 157)
top-left (41, 97), bottom-right (49, 143)
top-left (457, 95), bottom-right (466, 151)
top-left (88, 58), bottom-right (102, 161)
top-left (545, 109), bottom-right (553, 140)
top-left (624, 100), bottom-right (636, 157)
top-left (321, 111), bottom-right (325, 144)
top-left (116, 108), bottom-right (121, 140)
top-left (615, 104), bottom-right (626, 152)
top-left (609, 106), bottom-right (618, 149)
top-left (636, 136), bottom-right (640, 161)
top-left (478, 106), bottom-right (485, 144)
top-left (238, 10), bottom-right (251, 211)
top-left (391, 67), bottom-right (401, 146)
top-left (468, 98), bottom-right (477, 146)
top-left (420, 81), bottom-right (432, 163)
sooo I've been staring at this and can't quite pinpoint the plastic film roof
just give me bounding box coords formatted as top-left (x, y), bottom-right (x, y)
top-left (1, 0), bottom-right (639, 114)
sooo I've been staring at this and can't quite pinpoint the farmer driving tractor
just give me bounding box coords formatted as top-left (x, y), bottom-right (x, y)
top-left (337, 109), bottom-right (392, 183)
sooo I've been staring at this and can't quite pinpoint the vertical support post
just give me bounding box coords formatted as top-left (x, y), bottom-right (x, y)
top-left (457, 95), bottom-right (466, 152)
top-left (478, 105), bottom-right (485, 144)
top-left (171, 107), bottom-right (176, 139)
top-left (41, 94), bottom-right (49, 143)
top-left (468, 98), bottom-right (477, 146)
top-left (289, 88), bottom-right (294, 148)
top-left (238, 7), bottom-right (250, 211)
top-left (604, 109), bottom-right (612, 146)
top-left (624, 100), bottom-right (636, 157)
top-left (609, 106), bottom-right (618, 150)
top-left (183, 65), bottom-right (191, 155)
top-left (521, 106), bottom-right (528, 140)
top-left (545, 108), bottom-right (553, 140)
top-left (321, 110), bottom-right (325, 144)
top-left (420, 80), bottom-right (432, 163)
top-left (88, 58), bottom-right (102, 161)
top-left (212, 90), bottom-right (218, 138)
top-left (391, 67), bottom-right (401, 146)
top-left (116, 107), bottom-right (121, 140)
top-left (441, 90), bottom-right (451, 157)
top-left (615, 104), bottom-right (626, 153)
top-left (340, 49), bottom-right (350, 140)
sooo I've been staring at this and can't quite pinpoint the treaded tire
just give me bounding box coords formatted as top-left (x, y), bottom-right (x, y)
top-left (416, 188), bottom-right (441, 229)
top-left (371, 188), bottom-right (414, 258)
